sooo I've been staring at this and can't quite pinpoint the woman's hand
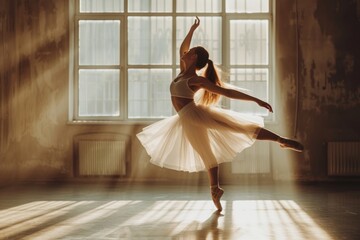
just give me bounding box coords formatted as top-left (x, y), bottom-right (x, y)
top-left (257, 100), bottom-right (273, 113)
top-left (190, 16), bottom-right (200, 32)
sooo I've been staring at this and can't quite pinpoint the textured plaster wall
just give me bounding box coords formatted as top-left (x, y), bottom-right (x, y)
top-left (0, 0), bottom-right (359, 183)
top-left (276, 0), bottom-right (360, 180)
top-left (0, 0), bottom-right (71, 180)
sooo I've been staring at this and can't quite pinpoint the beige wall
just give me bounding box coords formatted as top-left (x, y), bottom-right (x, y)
top-left (0, 0), bottom-right (359, 183)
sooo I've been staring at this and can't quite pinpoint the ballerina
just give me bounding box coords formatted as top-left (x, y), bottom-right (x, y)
top-left (137, 17), bottom-right (303, 211)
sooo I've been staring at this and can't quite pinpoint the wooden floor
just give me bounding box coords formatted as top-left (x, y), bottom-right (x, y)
top-left (0, 182), bottom-right (359, 240)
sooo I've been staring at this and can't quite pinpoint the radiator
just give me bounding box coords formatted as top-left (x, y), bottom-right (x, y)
top-left (328, 142), bottom-right (360, 176)
top-left (74, 133), bottom-right (130, 177)
top-left (232, 141), bottom-right (271, 174)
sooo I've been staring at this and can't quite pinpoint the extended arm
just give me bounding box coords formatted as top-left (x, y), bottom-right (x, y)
top-left (179, 17), bottom-right (200, 72)
top-left (195, 77), bottom-right (273, 112)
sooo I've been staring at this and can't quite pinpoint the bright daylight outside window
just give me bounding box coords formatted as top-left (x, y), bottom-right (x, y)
top-left (72, 0), bottom-right (273, 121)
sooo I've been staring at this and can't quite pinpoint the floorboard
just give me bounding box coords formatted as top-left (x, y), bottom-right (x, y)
top-left (0, 182), bottom-right (359, 239)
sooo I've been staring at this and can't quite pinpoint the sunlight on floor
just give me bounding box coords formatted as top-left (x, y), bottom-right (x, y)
top-left (0, 199), bottom-right (333, 239)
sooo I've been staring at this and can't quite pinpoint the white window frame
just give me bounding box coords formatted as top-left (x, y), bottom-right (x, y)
top-left (224, 11), bottom-right (274, 122)
top-left (69, 0), bottom-right (275, 123)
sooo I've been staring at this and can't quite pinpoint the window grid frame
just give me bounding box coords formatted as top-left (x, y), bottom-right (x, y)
top-left (74, 12), bottom-right (124, 120)
top-left (71, 0), bottom-right (274, 123)
top-left (224, 13), bottom-right (274, 120)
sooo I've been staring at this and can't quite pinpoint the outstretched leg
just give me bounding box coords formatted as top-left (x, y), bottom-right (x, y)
top-left (208, 166), bottom-right (224, 211)
top-left (257, 128), bottom-right (304, 152)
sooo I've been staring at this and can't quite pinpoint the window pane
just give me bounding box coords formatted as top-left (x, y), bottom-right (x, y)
top-left (79, 70), bottom-right (120, 116)
top-left (230, 20), bottom-right (268, 65)
top-left (79, 20), bottom-right (120, 65)
top-left (80, 0), bottom-right (124, 12)
top-left (177, 0), bottom-right (222, 12)
top-left (128, 0), bottom-right (172, 12)
top-left (229, 68), bottom-right (268, 116)
top-left (128, 69), bottom-right (172, 118)
top-left (128, 17), bottom-right (172, 65)
top-left (226, 0), bottom-right (269, 13)
top-left (177, 17), bottom-right (222, 65)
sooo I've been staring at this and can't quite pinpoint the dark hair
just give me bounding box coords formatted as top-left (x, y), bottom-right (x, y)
top-left (194, 47), bottom-right (222, 105)
top-left (194, 46), bottom-right (209, 69)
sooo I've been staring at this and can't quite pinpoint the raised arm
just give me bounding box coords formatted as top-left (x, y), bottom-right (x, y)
top-left (179, 17), bottom-right (200, 72)
top-left (193, 77), bottom-right (273, 112)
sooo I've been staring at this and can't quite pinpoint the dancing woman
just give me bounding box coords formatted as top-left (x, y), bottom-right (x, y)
top-left (137, 17), bottom-right (303, 211)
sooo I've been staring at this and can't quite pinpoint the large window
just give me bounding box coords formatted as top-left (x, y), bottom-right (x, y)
top-left (70, 0), bottom-right (273, 121)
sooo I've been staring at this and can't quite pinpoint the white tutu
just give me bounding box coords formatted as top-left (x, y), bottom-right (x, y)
top-left (137, 102), bottom-right (264, 172)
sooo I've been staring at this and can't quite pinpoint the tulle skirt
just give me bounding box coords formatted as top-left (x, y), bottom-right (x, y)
top-left (137, 102), bottom-right (264, 172)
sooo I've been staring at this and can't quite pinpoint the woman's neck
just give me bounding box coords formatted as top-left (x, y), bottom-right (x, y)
top-left (182, 64), bottom-right (197, 76)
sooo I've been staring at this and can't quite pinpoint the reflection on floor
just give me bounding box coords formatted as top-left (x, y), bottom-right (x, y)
top-left (0, 182), bottom-right (359, 239)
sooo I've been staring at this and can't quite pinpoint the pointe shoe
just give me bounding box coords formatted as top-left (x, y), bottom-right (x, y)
top-left (210, 185), bottom-right (224, 211)
top-left (279, 138), bottom-right (304, 152)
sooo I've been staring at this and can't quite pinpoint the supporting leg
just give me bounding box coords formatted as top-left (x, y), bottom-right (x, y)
top-left (182, 123), bottom-right (225, 210)
top-left (208, 166), bottom-right (224, 211)
top-left (208, 166), bottom-right (219, 187)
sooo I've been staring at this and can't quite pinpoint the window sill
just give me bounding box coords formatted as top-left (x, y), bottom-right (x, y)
top-left (67, 120), bottom-right (160, 125)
